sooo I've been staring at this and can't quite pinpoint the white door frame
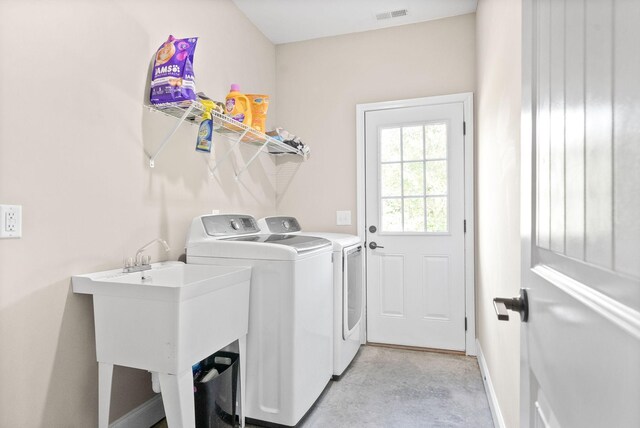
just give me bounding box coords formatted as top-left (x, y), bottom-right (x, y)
top-left (356, 93), bottom-right (476, 356)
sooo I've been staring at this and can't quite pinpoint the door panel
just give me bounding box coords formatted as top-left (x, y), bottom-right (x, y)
top-left (421, 255), bottom-right (450, 320)
top-left (521, 0), bottom-right (640, 426)
top-left (613, 0), bottom-right (640, 278)
top-left (365, 102), bottom-right (466, 351)
top-left (379, 254), bottom-right (404, 316)
top-left (563, 0), bottom-right (586, 261)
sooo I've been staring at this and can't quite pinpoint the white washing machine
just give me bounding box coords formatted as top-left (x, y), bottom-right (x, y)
top-left (186, 214), bottom-right (333, 427)
top-left (257, 216), bottom-right (364, 378)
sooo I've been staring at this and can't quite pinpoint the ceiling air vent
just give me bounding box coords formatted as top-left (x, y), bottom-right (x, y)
top-left (376, 9), bottom-right (408, 21)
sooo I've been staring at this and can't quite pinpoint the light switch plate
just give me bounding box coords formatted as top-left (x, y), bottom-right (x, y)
top-left (0, 205), bottom-right (22, 238)
top-left (336, 210), bottom-right (352, 226)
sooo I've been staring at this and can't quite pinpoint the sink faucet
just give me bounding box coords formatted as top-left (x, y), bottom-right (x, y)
top-left (123, 238), bottom-right (170, 273)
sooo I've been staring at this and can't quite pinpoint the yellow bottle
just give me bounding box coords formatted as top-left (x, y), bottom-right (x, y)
top-left (225, 84), bottom-right (252, 130)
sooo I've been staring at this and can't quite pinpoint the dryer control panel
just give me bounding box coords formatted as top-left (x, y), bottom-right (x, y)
top-left (202, 214), bottom-right (260, 236)
top-left (260, 216), bottom-right (302, 234)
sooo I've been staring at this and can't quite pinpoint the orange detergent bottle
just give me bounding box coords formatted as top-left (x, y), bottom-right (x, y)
top-left (225, 84), bottom-right (252, 130)
top-left (247, 94), bottom-right (270, 133)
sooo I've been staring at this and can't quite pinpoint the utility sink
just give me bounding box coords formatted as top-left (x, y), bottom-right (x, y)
top-left (72, 261), bottom-right (252, 374)
top-left (74, 261), bottom-right (251, 428)
top-left (73, 261), bottom-right (250, 303)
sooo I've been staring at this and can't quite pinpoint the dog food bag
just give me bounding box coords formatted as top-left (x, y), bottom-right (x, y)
top-left (149, 35), bottom-right (198, 105)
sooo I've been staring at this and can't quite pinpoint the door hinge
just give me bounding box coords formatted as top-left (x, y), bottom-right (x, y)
top-left (464, 220), bottom-right (467, 233)
top-left (465, 317), bottom-right (468, 331)
top-left (463, 121), bottom-right (466, 136)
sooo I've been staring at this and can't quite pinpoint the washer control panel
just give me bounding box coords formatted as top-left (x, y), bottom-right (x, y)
top-left (202, 214), bottom-right (260, 236)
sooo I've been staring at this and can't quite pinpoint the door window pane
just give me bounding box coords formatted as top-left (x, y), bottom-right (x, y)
top-left (403, 162), bottom-right (424, 196)
top-left (381, 198), bottom-right (403, 232)
top-left (380, 128), bottom-right (401, 162)
top-left (402, 126), bottom-right (423, 161)
top-left (426, 197), bottom-right (448, 232)
top-left (381, 163), bottom-right (402, 197)
top-left (425, 122), bottom-right (447, 159)
top-left (425, 160), bottom-right (448, 195)
top-left (404, 198), bottom-right (425, 232)
top-left (379, 122), bottom-right (449, 233)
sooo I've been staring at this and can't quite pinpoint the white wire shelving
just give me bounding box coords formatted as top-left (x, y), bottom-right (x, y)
top-left (145, 100), bottom-right (308, 178)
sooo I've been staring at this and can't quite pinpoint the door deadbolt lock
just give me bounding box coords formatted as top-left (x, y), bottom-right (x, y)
top-left (369, 241), bottom-right (384, 250)
top-left (369, 225), bottom-right (377, 233)
top-left (493, 289), bottom-right (528, 322)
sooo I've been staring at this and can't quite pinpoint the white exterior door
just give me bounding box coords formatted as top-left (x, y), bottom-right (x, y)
top-left (519, 0), bottom-right (640, 426)
top-left (364, 101), bottom-right (466, 351)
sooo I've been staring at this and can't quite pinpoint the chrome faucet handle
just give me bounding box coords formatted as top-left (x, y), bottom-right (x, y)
top-left (135, 238), bottom-right (170, 265)
top-left (124, 239), bottom-right (170, 273)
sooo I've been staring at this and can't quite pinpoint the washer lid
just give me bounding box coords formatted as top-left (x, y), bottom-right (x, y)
top-left (221, 233), bottom-right (330, 253)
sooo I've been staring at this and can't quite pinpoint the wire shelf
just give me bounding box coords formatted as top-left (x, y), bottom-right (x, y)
top-left (146, 101), bottom-right (308, 169)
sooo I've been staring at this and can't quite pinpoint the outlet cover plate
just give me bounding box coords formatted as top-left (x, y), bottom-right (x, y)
top-left (0, 205), bottom-right (22, 238)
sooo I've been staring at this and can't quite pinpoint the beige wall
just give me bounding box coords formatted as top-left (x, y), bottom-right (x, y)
top-left (0, 2), bottom-right (524, 425)
top-left (476, 0), bottom-right (522, 426)
top-left (0, 0), bottom-right (276, 425)
top-left (275, 14), bottom-right (476, 233)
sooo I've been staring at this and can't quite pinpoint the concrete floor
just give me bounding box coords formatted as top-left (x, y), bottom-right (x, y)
top-left (153, 345), bottom-right (493, 428)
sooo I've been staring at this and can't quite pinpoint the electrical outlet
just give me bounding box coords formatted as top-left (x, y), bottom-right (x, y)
top-left (0, 205), bottom-right (22, 238)
top-left (6, 212), bottom-right (16, 231)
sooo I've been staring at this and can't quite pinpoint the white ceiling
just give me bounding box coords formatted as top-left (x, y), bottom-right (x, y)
top-left (232, 0), bottom-right (478, 45)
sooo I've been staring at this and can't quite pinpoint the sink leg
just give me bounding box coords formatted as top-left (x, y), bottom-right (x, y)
top-left (98, 362), bottom-right (113, 428)
top-left (239, 335), bottom-right (246, 428)
top-left (158, 370), bottom-right (195, 428)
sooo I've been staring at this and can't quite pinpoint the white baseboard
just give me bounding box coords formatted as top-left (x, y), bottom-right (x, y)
top-left (476, 339), bottom-right (506, 428)
top-left (110, 394), bottom-right (165, 428)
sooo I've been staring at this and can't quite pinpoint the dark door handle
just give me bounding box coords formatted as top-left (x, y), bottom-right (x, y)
top-left (493, 289), bottom-right (528, 322)
top-left (369, 242), bottom-right (384, 250)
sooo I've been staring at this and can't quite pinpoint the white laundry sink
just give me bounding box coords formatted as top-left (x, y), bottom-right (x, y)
top-left (73, 261), bottom-right (251, 374)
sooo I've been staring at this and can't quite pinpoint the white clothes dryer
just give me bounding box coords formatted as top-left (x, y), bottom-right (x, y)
top-left (257, 216), bottom-right (364, 378)
top-left (186, 214), bottom-right (333, 427)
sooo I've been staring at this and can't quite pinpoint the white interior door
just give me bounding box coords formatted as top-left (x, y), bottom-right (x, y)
top-left (519, 0), bottom-right (640, 426)
top-left (365, 101), bottom-right (466, 351)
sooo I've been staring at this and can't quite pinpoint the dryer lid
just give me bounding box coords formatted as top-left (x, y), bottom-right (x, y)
top-left (221, 234), bottom-right (330, 253)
